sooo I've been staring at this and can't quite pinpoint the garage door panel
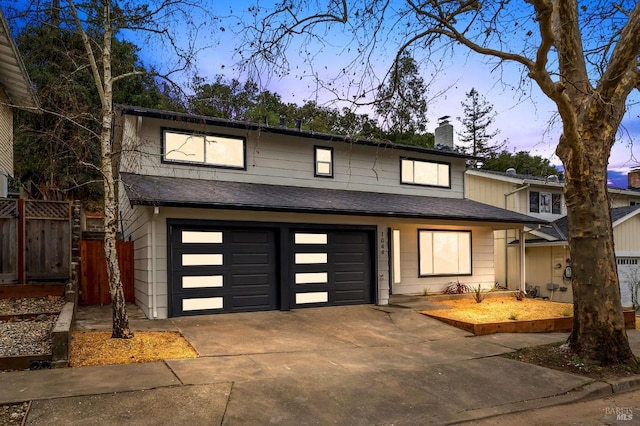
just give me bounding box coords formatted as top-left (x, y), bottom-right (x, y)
top-left (333, 252), bottom-right (366, 265)
top-left (292, 230), bottom-right (373, 308)
top-left (230, 252), bottom-right (270, 265)
top-left (335, 270), bottom-right (365, 283)
top-left (227, 295), bottom-right (271, 311)
top-left (335, 289), bottom-right (366, 303)
top-left (170, 225), bottom-right (278, 316)
top-left (230, 230), bottom-right (270, 244)
top-left (230, 273), bottom-right (272, 287)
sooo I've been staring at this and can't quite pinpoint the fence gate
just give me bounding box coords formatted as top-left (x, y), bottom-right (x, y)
top-left (0, 199), bottom-right (18, 283)
top-left (79, 240), bottom-right (135, 305)
top-left (0, 199), bottom-right (71, 284)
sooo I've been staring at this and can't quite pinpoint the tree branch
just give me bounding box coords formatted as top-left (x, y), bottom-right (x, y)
top-left (67, 0), bottom-right (105, 104)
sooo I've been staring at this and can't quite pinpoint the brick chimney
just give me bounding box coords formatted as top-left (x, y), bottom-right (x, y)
top-left (628, 169), bottom-right (640, 190)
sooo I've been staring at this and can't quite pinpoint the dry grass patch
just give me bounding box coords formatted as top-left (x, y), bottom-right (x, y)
top-left (70, 331), bottom-right (198, 367)
top-left (421, 297), bottom-right (573, 323)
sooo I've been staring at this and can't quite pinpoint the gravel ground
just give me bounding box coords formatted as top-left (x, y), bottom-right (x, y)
top-left (0, 297), bottom-right (65, 359)
top-left (0, 296), bottom-right (65, 316)
top-left (0, 298), bottom-right (64, 425)
top-left (0, 318), bottom-right (57, 357)
top-left (0, 403), bottom-right (29, 426)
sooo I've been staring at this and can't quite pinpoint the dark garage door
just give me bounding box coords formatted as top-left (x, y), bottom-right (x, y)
top-left (291, 230), bottom-right (373, 308)
top-left (169, 225), bottom-right (278, 316)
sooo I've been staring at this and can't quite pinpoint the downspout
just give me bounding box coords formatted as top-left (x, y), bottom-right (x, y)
top-left (151, 206), bottom-right (159, 318)
top-left (504, 184), bottom-right (530, 288)
top-left (520, 227), bottom-right (526, 292)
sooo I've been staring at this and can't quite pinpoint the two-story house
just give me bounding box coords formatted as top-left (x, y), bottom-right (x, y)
top-left (115, 106), bottom-right (541, 319)
top-left (466, 168), bottom-right (640, 307)
top-left (0, 8), bottom-right (38, 196)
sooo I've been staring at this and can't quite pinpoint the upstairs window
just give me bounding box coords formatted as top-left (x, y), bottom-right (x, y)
top-left (315, 146), bottom-right (333, 177)
top-left (529, 191), bottom-right (562, 214)
top-left (401, 158), bottom-right (450, 188)
top-left (163, 130), bottom-right (245, 169)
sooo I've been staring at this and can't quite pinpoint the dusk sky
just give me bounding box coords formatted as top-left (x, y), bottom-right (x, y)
top-left (175, 4), bottom-right (640, 187)
top-left (9, 1), bottom-right (639, 186)
top-left (173, 1), bottom-right (640, 189)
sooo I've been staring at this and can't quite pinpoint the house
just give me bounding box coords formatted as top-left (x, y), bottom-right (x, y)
top-left (115, 106), bottom-right (541, 319)
top-left (0, 8), bottom-right (38, 197)
top-left (465, 168), bottom-right (640, 306)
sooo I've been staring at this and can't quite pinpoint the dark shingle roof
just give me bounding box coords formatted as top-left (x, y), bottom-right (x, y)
top-left (540, 205), bottom-right (640, 242)
top-left (120, 173), bottom-right (544, 224)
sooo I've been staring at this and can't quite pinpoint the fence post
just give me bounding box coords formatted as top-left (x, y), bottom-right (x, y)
top-left (17, 198), bottom-right (25, 284)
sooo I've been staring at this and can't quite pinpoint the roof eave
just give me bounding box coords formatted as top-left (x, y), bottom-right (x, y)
top-left (0, 11), bottom-right (38, 110)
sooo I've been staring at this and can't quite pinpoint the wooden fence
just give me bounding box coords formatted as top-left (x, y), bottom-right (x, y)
top-left (0, 199), bottom-right (71, 284)
top-left (79, 240), bottom-right (135, 305)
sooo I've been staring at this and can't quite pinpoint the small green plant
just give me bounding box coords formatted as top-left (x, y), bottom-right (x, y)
top-left (472, 285), bottom-right (485, 303)
top-left (508, 312), bottom-right (519, 321)
top-left (442, 279), bottom-right (471, 294)
top-left (561, 307), bottom-right (572, 317)
top-left (512, 290), bottom-right (526, 301)
top-left (422, 287), bottom-right (430, 296)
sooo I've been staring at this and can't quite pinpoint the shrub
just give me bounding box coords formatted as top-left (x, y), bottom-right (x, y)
top-left (512, 290), bottom-right (526, 301)
top-left (509, 312), bottom-right (519, 321)
top-left (472, 285), bottom-right (485, 303)
top-left (442, 279), bottom-right (471, 294)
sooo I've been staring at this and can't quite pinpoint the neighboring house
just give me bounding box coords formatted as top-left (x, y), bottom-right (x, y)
top-left (0, 8), bottom-right (38, 197)
top-left (466, 168), bottom-right (640, 306)
top-left (115, 106), bottom-right (540, 319)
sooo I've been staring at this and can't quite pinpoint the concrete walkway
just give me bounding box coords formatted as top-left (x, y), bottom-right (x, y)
top-left (2, 304), bottom-right (639, 425)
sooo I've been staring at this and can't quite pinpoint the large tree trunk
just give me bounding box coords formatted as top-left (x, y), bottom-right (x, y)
top-left (562, 130), bottom-right (636, 366)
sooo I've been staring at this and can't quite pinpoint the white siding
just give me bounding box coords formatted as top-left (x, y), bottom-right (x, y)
top-left (120, 116), bottom-right (466, 198)
top-left (123, 206), bottom-right (504, 319)
top-left (391, 224), bottom-right (495, 296)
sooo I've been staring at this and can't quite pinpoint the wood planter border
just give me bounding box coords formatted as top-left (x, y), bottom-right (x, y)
top-left (424, 310), bottom-right (637, 336)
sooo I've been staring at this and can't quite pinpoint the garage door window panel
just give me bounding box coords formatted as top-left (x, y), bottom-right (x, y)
top-left (419, 230), bottom-right (472, 276)
top-left (182, 275), bottom-right (224, 289)
top-left (181, 231), bottom-right (223, 244)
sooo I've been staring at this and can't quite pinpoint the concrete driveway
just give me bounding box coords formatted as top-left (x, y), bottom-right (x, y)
top-left (14, 304), bottom-right (638, 425)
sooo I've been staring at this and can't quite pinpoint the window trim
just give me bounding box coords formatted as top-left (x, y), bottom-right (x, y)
top-left (400, 157), bottom-right (451, 189)
top-left (161, 127), bottom-right (247, 170)
top-left (529, 190), bottom-right (562, 214)
top-left (417, 229), bottom-right (472, 277)
top-left (314, 146), bottom-right (334, 178)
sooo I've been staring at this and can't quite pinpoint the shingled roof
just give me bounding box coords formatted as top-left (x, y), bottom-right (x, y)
top-left (519, 205), bottom-right (640, 245)
top-left (121, 173), bottom-right (544, 225)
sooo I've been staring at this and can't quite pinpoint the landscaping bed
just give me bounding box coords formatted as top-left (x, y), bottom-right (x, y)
top-left (421, 297), bottom-right (638, 335)
top-left (0, 296), bottom-right (66, 371)
top-left (69, 331), bottom-right (198, 367)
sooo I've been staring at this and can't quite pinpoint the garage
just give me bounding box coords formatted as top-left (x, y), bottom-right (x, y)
top-left (168, 221), bottom-right (375, 316)
top-left (291, 229), bottom-right (374, 308)
top-left (169, 225), bottom-right (279, 316)
top-left (617, 257), bottom-right (640, 308)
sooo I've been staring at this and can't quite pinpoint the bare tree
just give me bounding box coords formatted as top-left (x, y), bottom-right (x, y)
top-left (238, 0), bottom-right (640, 367)
top-left (63, 0), bottom-right (211, 338)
